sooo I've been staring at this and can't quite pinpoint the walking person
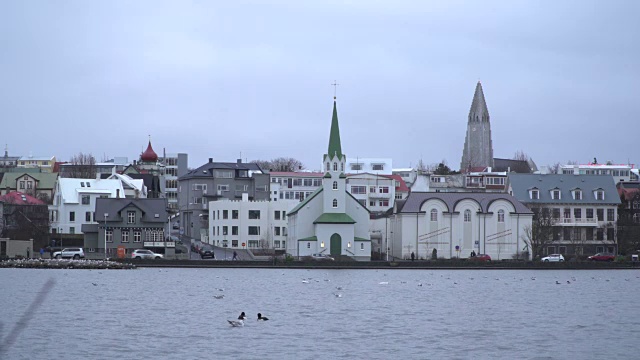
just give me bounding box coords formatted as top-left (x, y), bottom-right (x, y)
top-left (27, 247), bottom-right (30, 259)
top-left (232, 251), bottom-right (238, 261)
top-left (410, 251), bottom-right (415, 261)
top-left (40, 248), bottom-right (44, 259)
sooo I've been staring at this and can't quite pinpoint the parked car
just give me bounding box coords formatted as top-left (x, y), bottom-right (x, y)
top-left (131, 249), bottom-right (164, 259)
top-left (200, 250), bottom-right (215, 259)
top-left (53, 248), bottom-right (85, 260)
top-left (541, 254), bottom-right (565, 262)
top-left (468, 254), bottom-right (491, 262)
top-left (172, 223), bottom-right (180, 230)
top-left (588, 253), bottom-right (615, 262)
top-left (310, 253), bottom-right (334, 261)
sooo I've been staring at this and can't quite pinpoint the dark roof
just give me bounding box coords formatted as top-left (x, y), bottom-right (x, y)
top-left (94, 198), bottom-right (168, 223)
top-left (508, 174), bottom-right (621, 205)
top-left (179, 161), bottom-right (264, 180)
top-left (398, 192), bottom-right (532, 214)
top-left (493, 158), bottom-right (533, 173)
top-left (0, 191), bottom-right (46, 205)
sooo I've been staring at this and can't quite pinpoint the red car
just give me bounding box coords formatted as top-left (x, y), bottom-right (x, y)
top-left (469, 254), bottom-right (491, 262)
top-left (588, 253), bottom-right (615, 262)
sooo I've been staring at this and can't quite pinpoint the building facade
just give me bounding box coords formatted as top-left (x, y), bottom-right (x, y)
top-left (561, 163), bottom-right (638, 184)
top-left (160, 152), bottom-right (188, 210)
top-left (460, 81), bottom-right (494, 171)
top-left (81, 198), bottom-right (170, 257)
top-left (17, 155), bottom-right (57, 173)
top-left (208, 194), bottom-right (298, 250)
top-left (0, 172), bottom-right (58, 203)
top-left (345, 158), bottom-right (392, 175)
top-left (507, 174), bottom-right (621, 256)
top-left (392, 192), bottom-right (533, 260)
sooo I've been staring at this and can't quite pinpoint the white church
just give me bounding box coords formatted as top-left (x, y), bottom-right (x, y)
top-left (286, 98), bottom-right (372, 261)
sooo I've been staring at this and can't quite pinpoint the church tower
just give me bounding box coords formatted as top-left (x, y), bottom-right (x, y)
top-left (460, 81), bottom-right (494, 171)
top-left (322, 97), bottom-right (347, 213)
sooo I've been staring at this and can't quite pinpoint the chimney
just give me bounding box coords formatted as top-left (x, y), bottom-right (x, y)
top-left (573, 165), bottom-right (579, 175)
top-left (116, 189), bottom-right (120, 198)
top-left (209, 158), bottom-right (213, 163)
top-left (237, 159), bottom-right (242, 164)
top-left (242, 193), bottom-right (249, 202)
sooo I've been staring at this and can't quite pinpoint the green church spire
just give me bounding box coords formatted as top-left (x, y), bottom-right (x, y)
top-left (327, 99), bottom-right (343, 159)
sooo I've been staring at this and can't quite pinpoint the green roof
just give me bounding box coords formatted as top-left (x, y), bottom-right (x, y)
top-left (339, 173), bottom-right (346, 178)
top-left (288, 187), bottom-right (323, 215)
top-left (326, 100), bottom-right (343, 159)
top-left (298, 236), bottom-right (318, 241)
top-left (354, 237), bottom-right (371, 241)
top-left (314, 213), bottom-right (356, 224)
top-left (323, 172), bottom-right (331, 178)
top-left (0, 172), bottom-right (58, 189)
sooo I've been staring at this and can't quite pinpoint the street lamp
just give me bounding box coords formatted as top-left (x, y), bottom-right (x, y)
top-left (104, 213), bottom-right (109, 260)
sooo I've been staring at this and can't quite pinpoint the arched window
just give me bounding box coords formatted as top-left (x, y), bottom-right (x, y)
top-left (498, 209), bottom-right (505, 223)
top-left (332, 199), bottom-right (338, 208)
top-left (307, 242), bottom-right (311, 248)
top-left (464, 209), bottom-right (471, 222)
top-left (341, 163), bottom-right (344, 171)
top-left (332, 181), bottom-right (338, 190)
top-left (326, 162), bottom-right (330, 171)
top-left (360, 243), bottom-right (364, 250)
top-left (430, 209), bottom-right (438, 221)
top-left (333, 162), bottom-right (337, 171)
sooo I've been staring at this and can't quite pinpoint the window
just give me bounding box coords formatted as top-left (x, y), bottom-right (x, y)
top-left (563, 208), bottom-right (571, 219)
top-left (274, 211), bottom-right (281, 220)
top-left (69, 211), bottom-right (75, 222)
top-left (313, 179), bottom-right (322, 186)
top-left (595, 191), bottom-right (604, 200)
top-left (351, 186), bottom-right (366, 194)
top-left (369, 200), bottom-right (376, 207)
top-left (223, 226), bottom-right (228, 236)
top-left (232, 210), bottom-right (238, 219)
top-left (122, 231), bottom-right (129, 243)
top-left (351, 164), bottom-right (362, 171)
top-left (597, 209), bottom-right (604, 221)
top-left (128, 211), bottom-right (135, 224)
top-left (333, 163), bottom-right (337, 171)
top-left (282, 211), bottom-right (286, 219)
top-left (607, 228), bottom-right (614, 241)
top-left (307, 242), bottom-right (311, 249)
top-left (231, 240), bottom-right (238, 247)
top-left (235, 185), bottom-right (249, 191)
top-left (596, 246), bottom-right (604, 254)
top-left (215, 170), bottom-right (233, 178)
top-left (333, 181), bottom-right (338, 190)
top-left (464, 209), bottom-right (471, 222)
top-left (293, 179), bottom-right (302, 186)
top-left (564, 228), bottom-right (571, 240)
top-left (106, 230), bottom-right (113, 242)
top-left (596, 228), bottom-right (604, 241)
top-left (586, 228), bottom-right (594, 240)
top-left (574, 208), bottom-right (582, 219)
top-left (283, 227), bottom-right (287, 236)
top-left (333, 199), bottom-right (338, 208)
top-left (69, 227), bottom-right (75, 234)
top-left (81, 195), bottom-right (90, 205)
top-left (430, 209), bottom-right (438, 221)
top-left (274, 227), bottom-right (281, 236)
top-left (134, 231), bottom-right (141, 242)
top-left (85, 212), bottom-right (91, 222)
top-left (369, 186), bottom-right (376, 193)
top-left (395, 194), bottom-right (403, 200)
top-left (360, 243), bottom-right (364, 250)
top-left (551, 190), bottom-right (561, 200)
top-left (607, 209), bottom-right (614, 221)
top-left (531, 190), bottom-right (539, 200)
top-left (248, 226), bottom-right (260, 235)
top-left (232, 226), bottom-right (238, 235)
top-left (248, 210), bottom-right (260, 219)
top-left (217, 184), bottom-right (229, 192)
top-left (586, 209), bottom-right (593, 219)
top-left (379, 186), bottom-right (389, 193)
top-left (497, 210), bottom-right (505, 222)
top-left (223, 210), bottom-right (228, 219)
top-left (19, 181), bottom-right (25, 189)
top-left (27, 182), bottom-right (32, 189)
top-left (574, 190), bottom-right (582, 200)
top-left (552, 208), bottom-right (560, 219)
top-left (326, 162), bottom-right (330, 171)
top-left (558, 246), bottom-right (566, 254)
top-left (379, 200), bottom-right (389, 207)
top-left (372, 164), bottom-right (384, 171)
top-left (341, 163), bottom-right (344, 172)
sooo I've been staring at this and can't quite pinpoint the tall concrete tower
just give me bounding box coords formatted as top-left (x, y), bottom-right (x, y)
top-left (460, 81), bottom-right (494, 172)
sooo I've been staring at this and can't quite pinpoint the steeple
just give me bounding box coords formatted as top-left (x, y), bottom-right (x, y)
top-left (327, 98), bottom-right (343, 159)
top-left (468, 81), bottom-right (489, 123)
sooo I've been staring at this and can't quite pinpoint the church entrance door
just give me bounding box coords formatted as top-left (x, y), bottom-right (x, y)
top-left (330, 233), bottom-right (341, 256)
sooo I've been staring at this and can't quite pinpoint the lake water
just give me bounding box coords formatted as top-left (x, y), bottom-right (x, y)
top-left (1, 267), bottom-right (639, 360)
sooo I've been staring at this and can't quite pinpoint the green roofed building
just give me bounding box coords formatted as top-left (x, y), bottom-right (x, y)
top-left (286, 97), bottom-right (371, 261)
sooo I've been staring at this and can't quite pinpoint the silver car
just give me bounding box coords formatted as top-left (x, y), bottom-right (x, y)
top-left (541, 254), bottom-right (565, 262)
top-left (53, 248), bottom-right (85, 260)
top-left (131, 249), bottom-right (164, 259)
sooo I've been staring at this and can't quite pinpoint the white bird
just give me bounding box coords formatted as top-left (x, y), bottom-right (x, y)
top-left (302, 280), bottom-right (310, 284)
top-left (379, 282), bottom-right (389, 285)
top-left (333, 293), bottom-right (343, 298)
top-left (228, 319), bottom-right (244, 327)
top-left (556, 281), bottom-right (561, 284)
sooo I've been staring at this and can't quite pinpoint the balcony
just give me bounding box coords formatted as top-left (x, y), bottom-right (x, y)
top-left (369, 192), bottom-right (391, 199)
top-left (558, 217), bottom-right (598, 226)
top-left (143, 241), bottom-right (175, 248)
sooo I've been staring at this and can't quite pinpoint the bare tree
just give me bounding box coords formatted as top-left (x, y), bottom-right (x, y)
top-left (513, 150), bottom-right (529, 161)
top-left (520, 207), bottom-right (558, 260)
top-left (251, 158), bottom-right (305, 172)
top-left (64, 152), bottom-right (97, 178)
top-left (547, 162), bottom-right (562, 174)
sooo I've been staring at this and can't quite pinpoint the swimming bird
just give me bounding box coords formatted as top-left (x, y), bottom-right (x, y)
top-left (228, 319), bottom-right (244, 327)
top-left (555, 281), bottom-right (561, 284)
top-left (566, 281), bottom-right (571, 284)
top-left (336, 286), bottom-right (343, 290)
top-left (92, 283), bottom-right (98, 286)
top-left (302, 280), bottom-right (310, 284)
top-left (238, 312), bottom-right (247, 320)
top-left (257, 313), bottom-right (269, 321)
top-left (379, 282), bottom-right (389, 285)
top-left (418, 283), bottom-right (423, 287)
top-left (333, 293), bottom-right (343, 298)
top-left (213, 295), bottom-right (224, 299)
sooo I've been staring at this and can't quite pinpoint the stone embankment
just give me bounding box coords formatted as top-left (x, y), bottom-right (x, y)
top-left (0, 258), bottom-right (137, 270)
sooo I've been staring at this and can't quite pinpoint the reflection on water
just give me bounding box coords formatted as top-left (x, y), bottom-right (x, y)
top-left (1, 268), bottom-right (639, 360)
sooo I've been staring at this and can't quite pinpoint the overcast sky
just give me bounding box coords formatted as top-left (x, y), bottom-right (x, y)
top-left (1, 1), bottom-right (638, 171)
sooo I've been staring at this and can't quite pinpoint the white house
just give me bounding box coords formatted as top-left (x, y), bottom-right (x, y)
top-left (270, 171), bottom-right (324, 201)
top-left (107, 173), bottom-right (147, 198)
top-left (208, 193), bottom-right (298, 250)
top-left (346, 158), bottom-right (392, 175)
top-left (287, 98), bottom-right (371, 261)
top-left (392, 192), bottom-right (533, 260)
top-left (560, 163), bottom-right (638, 184)
top-left (49, 178), bottom-right (125, 235)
